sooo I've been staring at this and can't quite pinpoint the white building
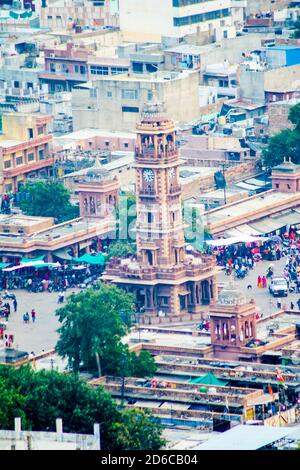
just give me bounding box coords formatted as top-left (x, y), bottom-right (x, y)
top-left (72, 70), bottom-right (201, 132)
top-left (119, 0), bottom-right (234, 40)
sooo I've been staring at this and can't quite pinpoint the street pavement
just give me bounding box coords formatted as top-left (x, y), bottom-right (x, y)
top-left (2, 252), bottom-right (300, 355)
top-left (218, 254), bottom-right (300, 315)
top-left (3, 289), bottom-right (79, 355)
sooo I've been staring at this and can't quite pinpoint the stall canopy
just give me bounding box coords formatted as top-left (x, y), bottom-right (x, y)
top-left (206, 235), bottom-right (268, 247)
top-left (2, 262), bottom-right (60, 272)
top-left (189, 373), bottom-right (228, 386)
top-left (20, 256), bottom-right (45, 263)
top-left (53, 248), bottom-right (73, 261)
top-left (0, 262), bottom-right (10, 269)
top-left (72, 253), bottom-right (106, 265)
top-left (225, 223), bottom-right (263, 237)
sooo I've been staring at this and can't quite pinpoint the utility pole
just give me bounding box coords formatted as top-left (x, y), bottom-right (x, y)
top-left (121, 353), bottom-right (127, 406)
top-left (221, 162), bottom-right (227, 205)
top-left (95, 352), bottom-right (101, 378)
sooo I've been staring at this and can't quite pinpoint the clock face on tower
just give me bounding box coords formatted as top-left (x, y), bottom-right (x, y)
top-left (168, 168), bottom-right (175, 180)
top-left (143, 169), bottom-right (154, 182)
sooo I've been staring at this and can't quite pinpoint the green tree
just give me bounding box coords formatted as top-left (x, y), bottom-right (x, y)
top-left (261, 129), bottom-right (298, 167)
top-left (20, 180), bottom-right (79, 223)
top-left (0, 365), bottom-right (164, 450)
top-left (288, 102), bottom-right (300, 133)
top-left (129, 351), bottom-right (157, 378)
top-left (111, 408), bottom-right (166, 450)
top-left (56, 284), bottom-right (135, 374)
top-left (107, 241), bottom-right (136, 259)
top-left (261, 103), bottom-right (300, 168)
top-left (0, 377), bottom-right (27, 429)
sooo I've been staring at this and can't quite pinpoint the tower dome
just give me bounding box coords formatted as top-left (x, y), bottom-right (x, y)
top-left (86, 157), bottom-right (111, 181)
top-left (218, 280), bottom-right (247, 306)
top-left (141, 83), bottom-right (166, 121)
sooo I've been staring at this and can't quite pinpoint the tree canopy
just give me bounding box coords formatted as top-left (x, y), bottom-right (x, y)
top-left (20, 180), bottom-right (79, 223)
top-left (55, 283), bottom-right (156, 377)
top-left (262, 103), bottom-right (300, 168)
top-left (0, 365), bottom-right (165, 450)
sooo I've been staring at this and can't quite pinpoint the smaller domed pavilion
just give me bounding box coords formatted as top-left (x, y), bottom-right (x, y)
top-left (210, 281), bottom-right (257, 360)
top-left (77, 157), bottom-right (119, 219)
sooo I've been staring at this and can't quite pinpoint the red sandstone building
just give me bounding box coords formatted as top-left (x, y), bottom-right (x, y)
top-left (0, 112), bottom-right (54, 193)
top-left (103, 90), bottom-right (218, 318)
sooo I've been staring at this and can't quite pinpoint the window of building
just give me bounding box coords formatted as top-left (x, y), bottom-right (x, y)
top-left (47, 15), bottom-right (52, 19)
top-left (5, 184), bottom-right (12, 192)
top-left (38, 149), bottom-right (44, 160)
top-left (173, 8), bottom-right (230, 27)
top-left (27, 82), bottom-right (33, 89)
top-left (121, 89), bottom-right (138, 100)
top-left (111, 67), bottom-right (128, 75)
top-left (37, 127), bottom-right (44, 135)
top-left (287, 184), bottom-right (291, 189)
top-left (147, 89), bottom-right (153, 101)
top-left (28, 153), bottom-right (35, 162)
top-left (90, 88), bottom-right (97, 98)
top-left (50, 63), bottom-right (55, 73)
top-left (90, 65), bottom-right (109, 75)
top-left (14, 81), bottom-right (20, 88)
top-left (4, 160), bottom-right (11, 169)
top-left (28, 128), bottom-right (34, 139)
top-left (122, 106), bottom-right (139, 113)
top-left (80, 66), bottom-right (86, 75)
top-left (74, 65), bottom-right (79, 73)
top-left (132, 62), bottom-right (143, 73)
top-left (105, 141), bottom-right (110, 147)
top-left (147, 212), bottom-right (153, 223)
top-left (173, 0), bottom-right (207, 6)
top-left (107, 91), bottom-right (112, 98)
top-left (124, 143), bottom-right (129, 148)
top-left (16, 157), bottom-right (23, 166)
top-left (275, 183), bottom-right (279, 189)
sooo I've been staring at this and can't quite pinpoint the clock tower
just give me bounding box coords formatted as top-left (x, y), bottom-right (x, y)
top-left (134, 87), bottom-right (185, 270)
top-left (103, 86), bottom-right (218, 320)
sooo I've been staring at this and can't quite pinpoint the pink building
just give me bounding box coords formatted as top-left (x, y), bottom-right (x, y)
top-left (39, 43), bottom-right (130, 93)
top-left (271, 158), bottom-right (300, 193)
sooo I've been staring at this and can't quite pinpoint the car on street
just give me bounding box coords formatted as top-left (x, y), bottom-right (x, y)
top-left (269, 277), bottom-right (288, 297)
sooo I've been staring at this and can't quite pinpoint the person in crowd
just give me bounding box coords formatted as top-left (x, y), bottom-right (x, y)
top-left (31, 309), bottom-right (36, 323)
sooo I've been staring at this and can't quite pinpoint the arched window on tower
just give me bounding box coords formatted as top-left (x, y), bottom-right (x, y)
top-left (215, 322), bottom-right (221, 340)
top-left (223, 322), bottom-right (229, 340)
top-left (249, 321), bottom-right (253, 337)
top-left (245, 321), bottom-right (249, 338)
top-left (230, 324), bottom-right (236, 342)
top-left (146, 250), bottom-right (153, 266)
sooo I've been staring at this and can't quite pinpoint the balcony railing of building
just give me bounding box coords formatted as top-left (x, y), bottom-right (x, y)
top-left (138, 188), bottom-right (157, 198)
top-left (39, 71), bottom-right (88, 82)
top-left (105, 253), bottom-right (216, 280)
top-left (168, 185), bottom-right (181, 195)
top-left (135, 148), bottom-right (178, 163)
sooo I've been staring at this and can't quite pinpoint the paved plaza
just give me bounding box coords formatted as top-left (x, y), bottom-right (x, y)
top-left (3, 289), bottom-right (79, 355)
